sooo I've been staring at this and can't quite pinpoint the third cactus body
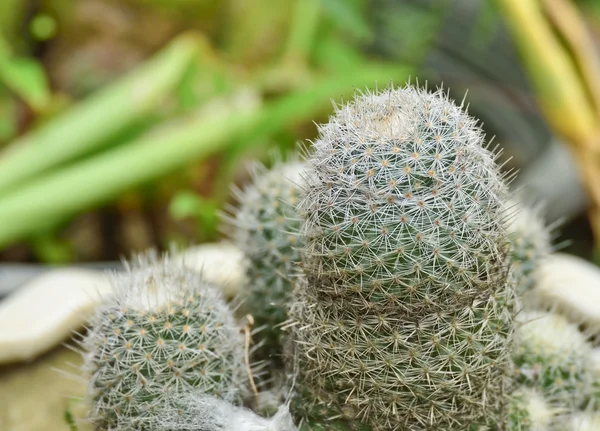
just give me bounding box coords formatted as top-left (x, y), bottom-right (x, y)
top-left (289, 85), bottom-right (516, 430)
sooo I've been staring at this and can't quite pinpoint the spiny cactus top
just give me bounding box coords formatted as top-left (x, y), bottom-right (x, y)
top-left (290, 85), bottom-right (515, 429)
top-left (299, 85), bottom-right (511, 311)
top-left (226, 159), bottom-right (305, 361)
top-left (81, 252), bottom-right (247, 430)
top-left (513, 310), bottom-right (595, 410)
top-left (507, 200), bottom-right (551, 294)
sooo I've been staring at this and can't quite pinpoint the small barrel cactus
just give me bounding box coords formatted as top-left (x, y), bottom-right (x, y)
top-left (226, 158), bottom-right (306, 361)
top-left (80, 251), bottom-right (248, 430)
top-left (507, 200), bottom-right (552, 294)
top-left (289, 85), bottom-right (516, 429)
top-left (513, 310), bottom-right (595, 410)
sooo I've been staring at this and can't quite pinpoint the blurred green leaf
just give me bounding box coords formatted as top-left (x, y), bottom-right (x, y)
top-left (29, 13), bottom-right (58, 41)
top-left (170, 190), bottom-right (219, 240)
top-left (0, 89), bottom-right (18, 144)
top-left (371, 0), bottom-right (447, 65)
top-left (0, 56), bottom-right (51, 111)
top-left (0, 0), bottom-right (26, 49)
top-left (0, 33), bottom-right (202, 195)
top-left (319, 0), bottom-right (373, 42)
top-left (30, 232), bottom-right (74, 264)
top-left (314, 31), bottom-right (366, 72)
top-left (170, 190), bottom-right (210, 219)
top-left (469, 1), bottom-right (501, 52)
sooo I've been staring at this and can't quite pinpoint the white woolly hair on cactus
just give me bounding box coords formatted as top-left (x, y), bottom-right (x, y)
top-left (154, 392), bottom-right (298, 431)
top-left (513, 310), bottom-right (596, 410)
top-left (560, 412), bottom-right (600, 431)
top-left (78, 249), bottom-right (251, 430)
top-left (531, 252), bottom-right (600, 335)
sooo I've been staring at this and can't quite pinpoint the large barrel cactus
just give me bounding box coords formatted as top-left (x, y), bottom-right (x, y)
top-left (289, 85), bottom-right (516, 429)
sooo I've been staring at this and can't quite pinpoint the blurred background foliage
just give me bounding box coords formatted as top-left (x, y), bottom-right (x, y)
top-left (0, 0), bottom-right (599, 265)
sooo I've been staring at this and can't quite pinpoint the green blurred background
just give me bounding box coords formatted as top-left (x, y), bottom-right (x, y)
top-left (0, 0), bottom-right (599, 265)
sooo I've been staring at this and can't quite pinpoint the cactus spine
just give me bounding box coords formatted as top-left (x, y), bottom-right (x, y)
top-left (81, 251), bottom-right (248, 430)
top-left (227, 159), bottom-right (306, 361)
top-left (289, 85), bottom-right (516, 429)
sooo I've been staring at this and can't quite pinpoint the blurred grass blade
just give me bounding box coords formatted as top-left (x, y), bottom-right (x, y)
top-left (497, 0), bottom-right (600, 244)
top-left (0, 92), bottom-right (260, 248)
top-left (543, 0), bottom-right (600, 116)
top-left (0, 56), bottom-right (51, 111)
top-left (319, 0), bottom-right (373, 42)
top-left (495, 0), bottom-right (597, 145)
top-left (283, 0), bottom-right (321, 65)
top-left (0, 32), bottom-right (202, 195)
top-left (0, 64), bottom-right (411, 248)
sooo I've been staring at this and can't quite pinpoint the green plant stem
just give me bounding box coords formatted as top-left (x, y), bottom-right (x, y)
top-left (0, 33), bottom-right (201, 195)
top-left (282, 0), bottom-right (321, 65)
top-left (0, 64), bottom-right (411, 248)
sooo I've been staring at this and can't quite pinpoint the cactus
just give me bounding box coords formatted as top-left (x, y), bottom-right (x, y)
top-left (80, 251), bottom-right (248, 430)
top-left (512, 310), bottom-right (595, 410)
top-left (507, 200), bottom-right (552, 294)
top-left (226, 158), bottom-right (306, 361)
top-left (289, 85), bottom-right (516, 429)
top-left (153, 392), bottom-right (298, 431)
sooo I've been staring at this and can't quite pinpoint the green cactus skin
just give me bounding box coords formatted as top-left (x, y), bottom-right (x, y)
top-left (226, 158), bottom-right (306, 361)
top-left (507, 200), bottom-right (551, 295)
top-left (513, 311), bottom-right (595, 411)
top-left (81, 251), bottom-right (248, 430)
top-left (289, 85), bottom-right (516, 430)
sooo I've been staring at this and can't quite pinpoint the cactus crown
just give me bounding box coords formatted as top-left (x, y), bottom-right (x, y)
top-left (81, 251), bottom-right (248, 430)
top-left (299, 84), bottom-right (512, 310)
top-left (290, 84), bottom-right (516, 429)
top-left (225, 157), bottom-right (306, 361)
